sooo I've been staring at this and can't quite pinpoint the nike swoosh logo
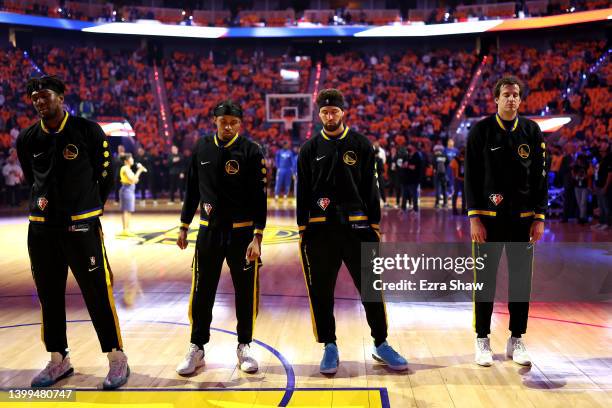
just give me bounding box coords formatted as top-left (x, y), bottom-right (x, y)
top-left (33, 152), bottom-right (44, 158)
top-left (201, 161), bottom-right (210, 165)
top-left (490, 147), bottom-right (502, 151)
top-left (316, 156), bottom-right (326, 161)
top-left (88, 266), bottom-right (100, 272)
top-left (243, 265), bottom-right (254, 271)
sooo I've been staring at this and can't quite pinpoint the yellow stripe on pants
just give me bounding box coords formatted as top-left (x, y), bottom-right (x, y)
top-left (298, 238), bottom-right (319, 341)
top-left (188, 248), bottom-right (198, 326)
top-left (99, 228), bottom-right (123, 349)
top-left (252, 260), bottom-right (259, 337)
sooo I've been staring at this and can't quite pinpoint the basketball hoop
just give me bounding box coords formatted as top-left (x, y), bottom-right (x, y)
top-left (282, 118), bottom-right (294, 131)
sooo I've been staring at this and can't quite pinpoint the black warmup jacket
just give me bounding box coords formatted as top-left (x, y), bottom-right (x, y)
top-left (464, 114), bottom-right (548, 221)
top-left (16, 112), bottom-right (113, 225)
top-left (180, 133), bottom-right (267, 234)
top-left (297, 126), bottom-right (381, 232)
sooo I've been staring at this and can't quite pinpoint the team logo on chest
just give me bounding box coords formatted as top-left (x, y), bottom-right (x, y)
top-left (203, 203), bottom-right (213, 216)
top-left (489, 194), bottom-right (504, 206)
top-left (225, 160), bottom-right (239, 175)
top-left (343, 151), bottom-right (357, 166)
top-left (517, 144), bottom-right (530, 159)
top-left (317, 197), bottom-right (330, 211)
top-left (37, 197), bottom-right (48, 211)
top-left (63, 144), bottom-right (79, 160)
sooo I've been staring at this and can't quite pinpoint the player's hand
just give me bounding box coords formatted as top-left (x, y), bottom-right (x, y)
top-left (470, 217), bottom-right (487, 243)
top-left (529, 221), bottom-right (544, 243)
top-left (245, 235), bottom-right (261, 262)
top-left (177, 229), bottom-right (188, 249)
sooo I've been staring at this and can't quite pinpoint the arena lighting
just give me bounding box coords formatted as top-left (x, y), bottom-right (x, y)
top-left (280, 69), bottom-right (299, 81)
top-left (1, 8), bottom-right (609, 38)
top-left (83, 22), bottom-right (227, 38)
top-left (532, 116), bottom-right (572, 132)
top-left (355, 20), bottom-right (500, 37)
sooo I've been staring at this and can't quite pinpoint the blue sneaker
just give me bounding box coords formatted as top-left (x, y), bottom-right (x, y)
top-left (320, 343), bottom-right (339, 374)
top-left (372, 342), bottom-right (408, 371)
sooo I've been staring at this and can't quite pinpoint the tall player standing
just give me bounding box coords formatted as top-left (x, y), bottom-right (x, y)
top-left (16, 76), bottom-right (129, 389)
top-left (296, 89), bottom-right (408, 374)
top-left (465, 76), bottom-right (547, 367)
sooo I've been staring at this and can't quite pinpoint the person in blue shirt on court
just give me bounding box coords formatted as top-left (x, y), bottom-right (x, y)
top-left (274, 140), bottom-right (295, 201)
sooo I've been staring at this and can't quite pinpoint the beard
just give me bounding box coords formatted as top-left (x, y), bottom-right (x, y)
top-left (323, 120), bottom-right (342, 132)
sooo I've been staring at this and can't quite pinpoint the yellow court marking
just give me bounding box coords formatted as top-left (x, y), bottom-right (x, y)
top-left (0, 389), bottom-right (386, 408)
top-left (116, 226), bottom-right (300, 246)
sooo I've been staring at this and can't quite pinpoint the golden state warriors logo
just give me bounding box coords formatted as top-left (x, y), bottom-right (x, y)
top-left (225, 160), bottom-right (239, 175)
top-left (343, 151), bottom-right (357, 166)
top-left (518, 144), bottom-right (530, 159)
top-left (63, 144), bottom-right (78, 160)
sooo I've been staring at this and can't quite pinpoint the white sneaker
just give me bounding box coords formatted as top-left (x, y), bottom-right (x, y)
top-left (506, 337), bottom-right (531, 366)
top-left (237, 343), bottom-right (258, 373)
top-left (176, 344), bottom-right (204, 376)
top-left (475, 338), bottom-right (493, 367)
top-left (31, 352), bottom-right (74, 387)
top-left (103, 350), bottom-right (130, 389)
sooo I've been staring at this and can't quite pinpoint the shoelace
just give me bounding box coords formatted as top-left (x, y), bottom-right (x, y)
top-left (513, 340), bottom-right (526, 353)
top-left (477, 340), bottom-right (491, 353)
top-left (40, 360), bottom-right (58, 376)
top-left (185, 346), bottom-right (200, 361)
top-left (108, 359), bottom-right (126, 378)
top-left (239, 346), bottom-right (253, 360)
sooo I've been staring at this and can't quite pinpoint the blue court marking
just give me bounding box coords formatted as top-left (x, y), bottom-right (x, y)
top-left (0, 319), bottom-right (296, 407)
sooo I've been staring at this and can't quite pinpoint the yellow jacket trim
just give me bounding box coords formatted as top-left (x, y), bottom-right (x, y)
top-left (370, 223), bottom-right (380, 230)
top-left (495, 114), bottom-right (518, 132)
top-left (233, 221), bottom-right (254, 228)
top-left (298, 225), bottom-right (307, 231)
top-left (320, 126), bottom-right (349, 141)
top-left (348, 215), bottom-right (368, 222)
top-left (520, 211), bottom-right (535, 218)
top-left (308, 216), bottom-right (326, 223)
top-left (534, 213), bottom-right (545, 220)
top-left (180, 223), bottom-right (190, 229)
top-left (200, 220), bottom-right (209, 226)
top-left (253, 228), bottom-right (264, 235)
top-left (468, 210), bottom-right (497, 217)
top-left (40, 111), bottom-right (69, 134)
top-left (214, 133), bottom-right (239, 148)
top-left (71, 208), bottom-right (102, 221)
top-left (29, 215), bottom-right (45, 222)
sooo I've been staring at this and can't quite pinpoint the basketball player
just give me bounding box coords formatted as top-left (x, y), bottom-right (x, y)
top-left (16, 76), bottom-right (129, 389)
top-left (465, 76), bottom-right (547, 367)
top-left (176, 100), bottom-right (266, 375)
top-left (297, 89), bottom-right (407, 374)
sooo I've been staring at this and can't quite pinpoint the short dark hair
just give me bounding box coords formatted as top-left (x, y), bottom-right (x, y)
top-left (121, 153), bottom-right (133, 162)
top-left (26, 75), bottom-right (66, 96)
top-left (213, 99), bottom-right (243, 119)
top-left (316, 88), bottom-right (345, 110)
top-left (493, 76), bottom-right (523, 98)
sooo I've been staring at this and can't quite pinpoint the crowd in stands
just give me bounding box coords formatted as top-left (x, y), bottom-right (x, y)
top-left (322, 49), bottom-right (477, 152)
top-left (27, 45), bottom-right (160, 150)
top-left (0, 36), bottom-right (609, 230)
top-left (163, 49), bottom-right (310, 152)
top-left (1, 0), bottom-right (609, 27)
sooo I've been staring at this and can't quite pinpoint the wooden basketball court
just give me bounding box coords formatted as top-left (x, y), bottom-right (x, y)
top-left (0, 202), bottom-right (610, 407)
